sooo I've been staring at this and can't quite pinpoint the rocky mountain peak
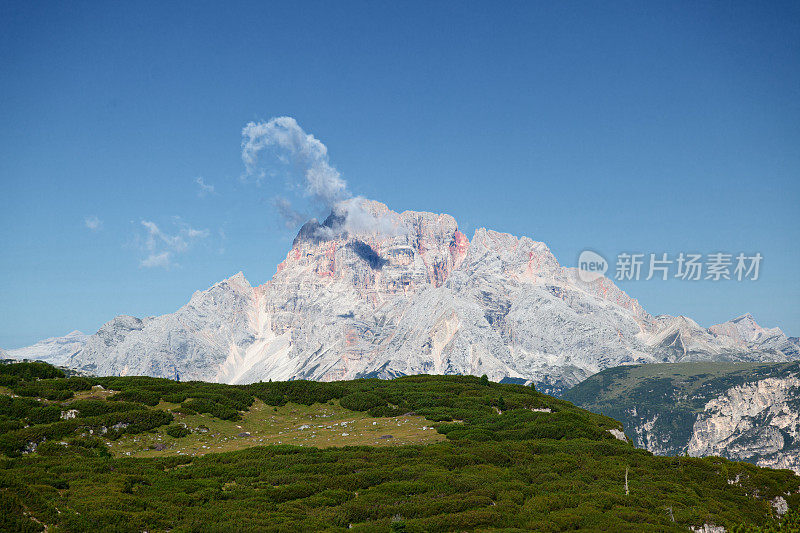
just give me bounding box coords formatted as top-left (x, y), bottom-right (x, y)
top-left (222, 271), bottom-right (251, 289)
top-left (188, 272), bottom-right (253, 304)
top-left (279, 201), bottom-right (471, 289)
top-left (706, 314), bottom-right (796, 358)
top-left (10, 201), bottom-right (795, 392)
top-left (711, 313), bottom-right (769, 343)
top-left (292, 199), bottom-right (409, 248)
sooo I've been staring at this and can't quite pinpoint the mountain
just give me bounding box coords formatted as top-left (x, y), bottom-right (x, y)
top-left (710, 314), bottom-right (799, 358)
top-left (563, 361), bottom-right (800, 473)
top-left (3, 330), bottom-right (88, 365)
top-left (14, 200), bottom-right (798, 392)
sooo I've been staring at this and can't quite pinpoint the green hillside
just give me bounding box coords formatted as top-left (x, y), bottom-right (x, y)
top-left (1, 361), bottom-right (798, 532)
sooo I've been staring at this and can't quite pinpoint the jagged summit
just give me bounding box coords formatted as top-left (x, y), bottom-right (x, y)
top-left (227, 271), bottom-right (248, 283)
top-left (709, 313), bottom-right (795, 358)
top-left (9, 201), bottom-right (798, 393)
top-left (711, 313), bottom-right (784, 342)
top-left (647, 315), bottom-right (736, 357)
top-left (219, 271), bottom-right (251, 289)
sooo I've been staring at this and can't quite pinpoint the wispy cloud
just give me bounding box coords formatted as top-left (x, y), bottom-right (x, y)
top-left (272, 196), bottom-right (307, 228)
top-left (195, 177), bottom-right (215, 197)
top-left (138, 218), bottom-right (209, 269)
top-left (217, 228), bottom-right (227, 255)
top-left (84, 215), bottom-right (102, 231)
top-left (140, 251), bottom-right (171, 269)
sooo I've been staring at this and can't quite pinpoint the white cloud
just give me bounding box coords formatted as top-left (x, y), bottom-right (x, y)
top-left (241, 116), bottom-right (347, 209)
top-left (240, 116), bottom-right (405, 239)
top-left (138, 218), bottom-right (209, 269)
top-left (140, 251), bottom-right (171, 269)
top-left (195, 177), bottom-right (215, 197)
top-left (84, 215), bottom-right (102, 231)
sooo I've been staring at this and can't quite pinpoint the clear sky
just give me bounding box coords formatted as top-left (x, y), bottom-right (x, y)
top-left (1, 1), bottom-right (799, 348)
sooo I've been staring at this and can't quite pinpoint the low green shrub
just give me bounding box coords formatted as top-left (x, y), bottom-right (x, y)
top-left (165, 424), bottom-right (190, 438)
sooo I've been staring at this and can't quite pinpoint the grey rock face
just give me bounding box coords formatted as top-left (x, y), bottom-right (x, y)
top-left (12, 199), bottom-right (789, 391)
top-left (70, 273), bottom-right (260, 381)
top-left (688, 374), bottom-right (800, 472)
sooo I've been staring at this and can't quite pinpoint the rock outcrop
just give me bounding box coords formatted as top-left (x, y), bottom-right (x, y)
top-left (688, 374), bottom-right (800, 472)
top-left (565, 361), bottom-right (800, 473)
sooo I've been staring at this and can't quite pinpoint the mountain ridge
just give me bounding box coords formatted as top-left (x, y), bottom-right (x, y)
top-left (4, 330), bottom-right (88, 366)
top-left (5, 200), bottom-right (797, 393)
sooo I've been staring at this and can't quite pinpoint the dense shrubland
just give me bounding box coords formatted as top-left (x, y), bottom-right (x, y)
top-left (0, 361), bottom-right (798, 532)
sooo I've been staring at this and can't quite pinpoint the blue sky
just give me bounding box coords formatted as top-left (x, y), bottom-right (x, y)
top-left (1, 1), bottom-right (798, 348)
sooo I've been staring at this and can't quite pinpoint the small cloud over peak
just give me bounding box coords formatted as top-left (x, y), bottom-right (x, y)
top-left (84, 215), bottom-right (102, 231)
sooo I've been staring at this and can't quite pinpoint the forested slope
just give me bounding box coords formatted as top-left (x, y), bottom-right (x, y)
top-left (1, 362), bottom-right (798, 532)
